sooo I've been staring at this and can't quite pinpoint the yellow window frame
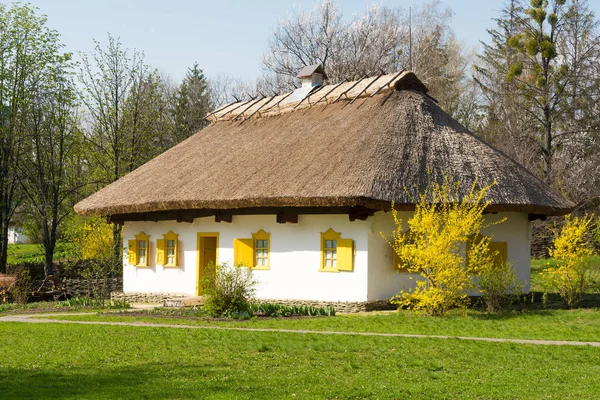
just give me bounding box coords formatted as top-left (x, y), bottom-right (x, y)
top-left (320, 228), bottom-right (354, 272)
top-left (157, 230), bottom-right (180, 267)
top-left (252, 229), bottom-right (270, 270)
top-left (131, 232), bottom-right (150, 267)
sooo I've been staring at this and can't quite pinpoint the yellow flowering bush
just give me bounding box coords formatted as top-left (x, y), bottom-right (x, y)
top-left (384, 178), bottom-right (501, 316)
top-left (543, 215), bottom-right (596, 308)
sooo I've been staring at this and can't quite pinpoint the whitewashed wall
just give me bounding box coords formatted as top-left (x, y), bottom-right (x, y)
top-left (123, 214), bottom-right (370, 301)
top-left (367, 211), bottom-right (531, 301)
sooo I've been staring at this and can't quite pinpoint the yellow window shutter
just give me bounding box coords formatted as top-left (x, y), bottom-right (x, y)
top-left (234, 238), bottom-right (254, 268)
top-left (156, 239), bottom-right (165, 265)
top-left (337, 238), bottom-right (354, 272)
top-left (489, 242), bottom-right (508, 267)
top-left (128, 240), bottom-right (137, 265)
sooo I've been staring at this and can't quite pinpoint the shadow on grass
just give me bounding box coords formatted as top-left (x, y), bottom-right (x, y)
top-left (0, 362), bottom-right (273, 399)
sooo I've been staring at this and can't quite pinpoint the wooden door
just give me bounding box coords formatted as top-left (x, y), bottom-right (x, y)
top-left (197, 234), bottom-right (218, 295)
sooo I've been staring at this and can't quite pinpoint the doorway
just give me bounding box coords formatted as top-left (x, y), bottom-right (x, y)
top-left (196, 233), bottom-right (219, 295)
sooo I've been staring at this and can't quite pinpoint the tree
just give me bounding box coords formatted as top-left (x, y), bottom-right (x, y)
top-left (0, 3), bottom-right (65, 273)
top-left (477, 0), bottom-right (600, 204)
top-left (171, 62), bottom-right (212, 142)
top-left (260, 0), bottom-right (472, 122)
top-left (79, 34), bottom-right (153, 268)
top-left (383, 179), bottom-right (500, 316)
top-left (19, 51), bottom-right (83, 276)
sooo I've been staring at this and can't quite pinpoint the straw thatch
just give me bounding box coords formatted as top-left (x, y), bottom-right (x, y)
top-left (74, 72), bottom-right (573, 219)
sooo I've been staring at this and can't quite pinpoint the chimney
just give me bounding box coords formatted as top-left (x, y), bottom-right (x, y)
top-left (286, 64), bottom-right (328, 104)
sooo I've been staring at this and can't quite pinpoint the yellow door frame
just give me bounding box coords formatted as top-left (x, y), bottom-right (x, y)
top-left (196, 232), bottom-right (219, 296)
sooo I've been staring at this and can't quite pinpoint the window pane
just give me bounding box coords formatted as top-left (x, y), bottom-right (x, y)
top-left (332, 250), bottom-right (337, 259)
top-left (139, 240), bottom-right (146, 249)
top-left (332, 259), bottom-right (337, 267)
top-left (331, 240), bottom-right (337, 248)
top-left (167, 240), bottom-right (175, 248)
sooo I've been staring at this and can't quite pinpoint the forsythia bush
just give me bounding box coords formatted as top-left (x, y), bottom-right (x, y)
top-left (543, 215), bottom-right (597, 308)
top-left (384, 179), bottom-right (501, 316)
top-left (75, 218), bottom-right (114, 260)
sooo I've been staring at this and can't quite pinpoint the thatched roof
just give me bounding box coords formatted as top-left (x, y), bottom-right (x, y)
top-left (74, 71), bottom-right (573, 219)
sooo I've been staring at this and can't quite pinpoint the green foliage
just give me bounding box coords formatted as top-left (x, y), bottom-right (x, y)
top-left (201, 262), bottom-right (258, 317)
top-left (250, 303), bottom-right (336, 317)
top-left (57, 297), bottom-right (130, 309)
top-left (383, 178), bottom-right (501, 316)
top-left (477, 261), bottom-right (524, 312)
top-left (542, 214), bottom-right (599, 308)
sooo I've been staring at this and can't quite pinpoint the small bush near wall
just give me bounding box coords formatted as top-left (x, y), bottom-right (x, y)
top-left (201, 262), bottom-right (258, 318)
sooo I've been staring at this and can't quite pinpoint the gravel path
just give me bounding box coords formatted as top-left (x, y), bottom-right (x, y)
top-left (2, 312), bottom-right (599, 347)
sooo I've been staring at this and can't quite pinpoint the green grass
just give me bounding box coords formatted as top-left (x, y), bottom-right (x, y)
top-left (6, 242), bottom-right (74, 264)
top-left (45, 306), bottom-right (600, 342)
top-left (0, 322), bottom-right (598, 399)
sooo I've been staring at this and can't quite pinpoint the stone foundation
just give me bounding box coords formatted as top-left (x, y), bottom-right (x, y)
top-left (111, 292), bottom-right (187, 304)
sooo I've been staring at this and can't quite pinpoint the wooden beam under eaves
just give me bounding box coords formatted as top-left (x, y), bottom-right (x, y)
top-left (215, 214), bottom-right (232, 223)
top-left (276, 214), bottom-right (298, 224)
top-left (349, 206), bottom-right (376, 221)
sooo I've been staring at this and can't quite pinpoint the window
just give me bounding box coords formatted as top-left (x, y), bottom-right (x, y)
top-left (320, 228), bottom-right (354, 272)
top-left (233, 229), bottom-right (271, 269)
top-left (467, 234), bottom-right (508, 268)
top-left (253, 229), bottom-right (270, 269)
top-left (128, 232), bottom-right (150, 267)
top-left (157, 230), bottom-right (179, 267)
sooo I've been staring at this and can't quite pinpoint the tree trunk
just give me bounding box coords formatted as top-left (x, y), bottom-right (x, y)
top-left (0, 217), bottom-right (8, 274)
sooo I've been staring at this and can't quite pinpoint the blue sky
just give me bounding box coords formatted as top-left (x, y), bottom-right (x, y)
top-left (16, 0), bottom-right (600, 83)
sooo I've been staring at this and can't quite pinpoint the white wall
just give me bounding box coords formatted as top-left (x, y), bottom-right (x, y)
top-left (7, 227), bottom-right (28, 245)
top-left (123, 211), bottom-right (531, 302)
top-left (367, 211), bottom-right (531, 301)
top-left (123, 214), bottom-right (371, 301)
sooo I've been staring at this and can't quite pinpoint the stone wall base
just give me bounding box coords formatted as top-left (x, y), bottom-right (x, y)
top-left (111, 292), bottom-right (186, 304)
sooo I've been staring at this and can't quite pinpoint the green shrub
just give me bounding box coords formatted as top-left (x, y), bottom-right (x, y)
top-left (250, 303), bottom-right (336, 317)
top-left (477, 261), bottom-right (523, 312)
top-left (57, 297), bottom-right (130, 309)
top-left (201, 262), bottom-right (258, 317)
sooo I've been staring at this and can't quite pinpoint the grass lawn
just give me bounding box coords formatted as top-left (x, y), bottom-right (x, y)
top-left (1, 322), bottom-right (599, 399)
top-left (6, 242), bottom-right (74, 264)
top-left (44, 306), bottom-right (600, 342)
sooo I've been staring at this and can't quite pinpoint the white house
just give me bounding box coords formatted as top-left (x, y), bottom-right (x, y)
top-left (74, 69), bottom-right (573, 304)
top-left (8, 226), bottom-right (28, 245)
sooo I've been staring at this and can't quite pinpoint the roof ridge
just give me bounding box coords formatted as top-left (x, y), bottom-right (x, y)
top-left (206, 71), bottom-right (428, 123)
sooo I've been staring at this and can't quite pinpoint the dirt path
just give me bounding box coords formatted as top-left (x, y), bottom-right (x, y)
top-left (2, 312), bottom-right (599, 347)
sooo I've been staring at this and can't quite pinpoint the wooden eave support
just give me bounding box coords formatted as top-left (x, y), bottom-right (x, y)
top-left (276, 214), bottom-right (298, 224)
top-left (215, 213), bottom-right (232, 223)
top-left (176, 212), bottom-right (193, 223)
top-left (349, 206), bottom-right (376, 221)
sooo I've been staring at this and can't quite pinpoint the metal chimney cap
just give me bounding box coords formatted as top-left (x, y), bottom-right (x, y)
top-left (296, 64), bottom-right (328, 80)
